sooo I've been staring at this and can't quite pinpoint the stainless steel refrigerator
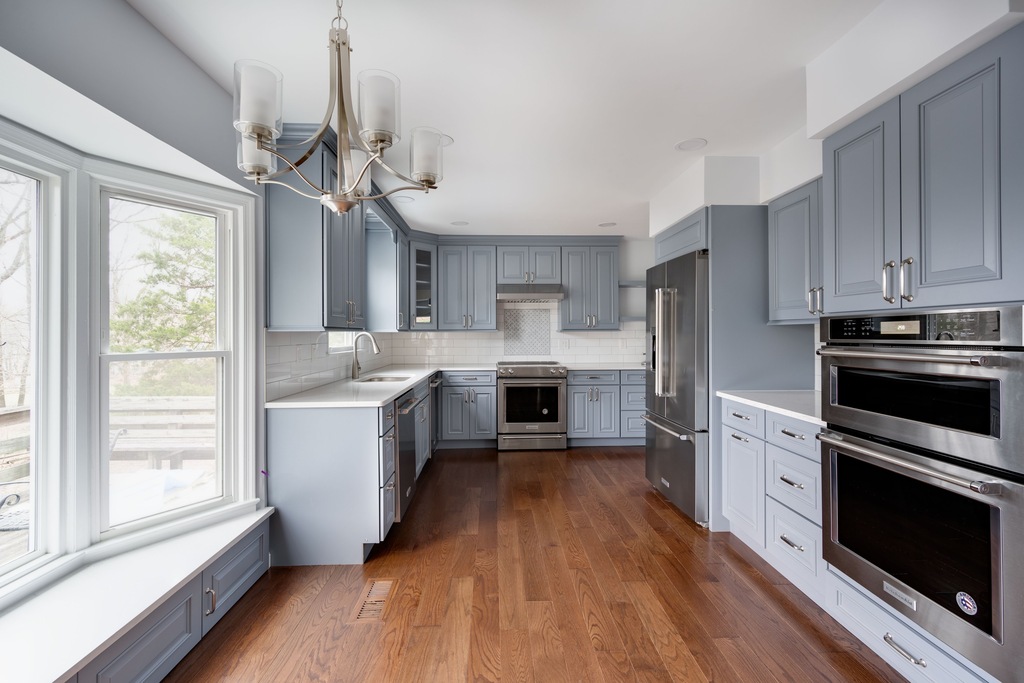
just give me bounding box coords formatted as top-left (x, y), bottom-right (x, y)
top-left (644, 250), bottom-right (710, 526)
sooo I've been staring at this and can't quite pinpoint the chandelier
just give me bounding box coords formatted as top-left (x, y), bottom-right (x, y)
top-left (231, 0), bottom-right (453, 214)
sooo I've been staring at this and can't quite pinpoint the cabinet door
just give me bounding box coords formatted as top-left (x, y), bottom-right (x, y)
top-left (441, 387), bottom-right (469, 439)
top-left (202, 520), bottom-right (269, 635)
top-left (466, 246), bottom-right (497, 330)
top-left (415, 401), bottom-right (430, 476)
top-left (398, 232), bottom-right (410, 330)
top-left (437, 246), bottom-right (468, 330)
top-left (721, 425), bottom-right (765, 547)
top-left (590, 246), bottom-right (619, 329)
top-left (496, 246), bottom-right (529, 284)
top-left (410, 241), bottom-right (437, 330)
top-left (900, 28), bottom-right (1024, 309)
top-left (769, 180), bottom-right (821, 321)
top-left (468, 386), bottom-right (497, 439)
top-left (323, 149), bottom-right (353, 328)
top-left (530, 246), bottom-right (561, 284)
top-left (593, 386), bottom-right (620, 437)
top-left (822, 98), bottom-right (901, 313)
top-left (345, 203), bottom-right (366, 329)
top-left (560, 247), bottom-right (590, 330)
top-left (567, 386), bottom-right (592, 437)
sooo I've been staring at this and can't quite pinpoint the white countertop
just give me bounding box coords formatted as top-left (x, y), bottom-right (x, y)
top-left (716, 389), bottom-right (823, 426)
top-left (267, 363), bottom-right (647, 409)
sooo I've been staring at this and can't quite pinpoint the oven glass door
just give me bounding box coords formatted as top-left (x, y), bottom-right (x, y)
top-left (500, 380), bottom-right (566, 433)
top-left (832, 450), bottom-right (997, 637)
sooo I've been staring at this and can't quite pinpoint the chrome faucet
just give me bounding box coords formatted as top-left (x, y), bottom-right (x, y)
top-left (351, 331), bottom-right (381, 380)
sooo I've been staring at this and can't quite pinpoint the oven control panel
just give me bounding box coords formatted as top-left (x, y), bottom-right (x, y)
top-left (827, 309), bottom-right (1004, 343)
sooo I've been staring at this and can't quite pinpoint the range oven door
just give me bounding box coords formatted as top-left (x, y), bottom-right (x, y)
top-left (820, 430), bottom-right (1024, 683)
top-left (497, 378), bottom-right (566, 435)
top-left (819, 346), bottom-right (1024, 476)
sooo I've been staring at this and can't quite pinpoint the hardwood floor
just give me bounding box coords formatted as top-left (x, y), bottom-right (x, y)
top-left (166, 447), bottom-right (902, 682)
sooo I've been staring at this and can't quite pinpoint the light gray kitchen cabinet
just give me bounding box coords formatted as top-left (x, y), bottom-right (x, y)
top-left (567, 371), bottom-right (620, 438)
top-left (266, 127), bottom-right (365, 330)
top-left (267, 402), bottom-right (398, 564)
top-left (437, 245), bottom-right (497, 330)
top-left (821, 98), bottom-right (900, 314)
top-left (201, 520), bottom-right (270, 635)
top-left (365, 221), bottom-right (410, 331)
top-left (496, 246), bottom-right (561, 284)
top-left (768, 179), bottom-right (822, 322)
top-left (440, 372), bottom-right (497, 440)
top-left (77, 577), bottom-right (203, 683)
top-left (619, 374), bottom-right (647, 440)
top-left (410, 241), bottom-right (437, 330)
top-left (654, 209), bottom-right (706, 264)
top-left (560, 246), bottom-right (619, 330)
top-left (899, 22), bottom-right (1024, 309)
top-left (721, 423), bottom-right (765, 549)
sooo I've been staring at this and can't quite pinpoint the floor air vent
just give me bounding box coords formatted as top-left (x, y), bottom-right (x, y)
top-left (351, 579), bottom-right (395, 622)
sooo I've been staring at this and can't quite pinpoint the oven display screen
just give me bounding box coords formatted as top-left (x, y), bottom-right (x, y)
top-left (880, 320), bottom-right (920, 335)
top-left (836, 454), bottom-right (995, 637)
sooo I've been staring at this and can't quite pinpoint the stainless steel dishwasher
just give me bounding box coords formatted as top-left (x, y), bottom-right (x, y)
top-left (395, 390), bottom-right (422, 522)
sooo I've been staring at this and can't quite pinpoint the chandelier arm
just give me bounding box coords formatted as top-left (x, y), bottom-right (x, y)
top-left (333, 26), bottom-right (357, 199)
top-left (254, 179), bottom-right (325, 201)
top-left (260, 146), bottom-right (329, 195)
top-left (336, 26), bottom-right (369, 157)
top-left (339, 150), bottom-right (381, 195)
top-left (359, 185), bottom-right (433, 201)
top-left (372, 155), bottom-right (433, 189)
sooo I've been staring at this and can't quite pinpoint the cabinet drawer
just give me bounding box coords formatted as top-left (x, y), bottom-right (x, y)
top-left (764, 498), bottom-right (825, 605)
top-left (619, 385), bottom-right (646, 410)
top-left (765, 412), bottom-right (820, 462)
top-left (379, 402), bottom-right (396, 436)
top-left (825, 571), bottom-right (988, 683)
top-left (380, 472), bottom-right (397, 542)
top-left (765, 444), bottom-right (821, 525)
top-left (202, 520), bottom-right (269, 635)
top-left (568, 370), bottom-right (619, 385)
top-left (621, 410), bottom-right (647, 438)
top-left (620, 369), bottom-right (646, 385)
top-left (443, 371), bottom-right (496, 386)
top-left (379, 427), bottom-right (396, 486)
top-left (721, 399), bottom-right (764, 438)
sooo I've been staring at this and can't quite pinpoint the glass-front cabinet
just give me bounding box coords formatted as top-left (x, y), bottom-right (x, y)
top-left (410, 241), bottom-right (437, 330)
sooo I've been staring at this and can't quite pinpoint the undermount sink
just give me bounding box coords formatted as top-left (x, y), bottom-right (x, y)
top-left (357, 376), bottom-right (410, 383)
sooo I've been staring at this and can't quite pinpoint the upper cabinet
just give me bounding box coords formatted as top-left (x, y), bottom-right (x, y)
top-left (437, 245), bottom-right (497, 330)
top-left (768, 179), bottom-right (822, 322)
top-left (496, 246), bottom-right (561, 284)
top-left (265, 130), bottom-right (365, 331)
top-left (822, 22), bottom-right (1024, 313)
top-left (364, 217), bottom-right (410, 332)
top-left (560, 246), bottom-right (619, 330)
top-left (410, 241), bottom-right (437, 330)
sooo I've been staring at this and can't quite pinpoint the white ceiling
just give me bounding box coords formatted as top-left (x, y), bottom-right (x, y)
top-left (126, 0), bottom-right (879, 238)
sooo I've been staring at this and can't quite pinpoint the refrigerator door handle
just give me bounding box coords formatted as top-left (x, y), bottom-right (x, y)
top-left (642, 414), bottom-right (693, 442)
top-left (654, 288), bottom-right (676, 398)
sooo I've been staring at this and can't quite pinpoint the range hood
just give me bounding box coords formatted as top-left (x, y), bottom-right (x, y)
top-left (496, 284), bottom-right (565, 302)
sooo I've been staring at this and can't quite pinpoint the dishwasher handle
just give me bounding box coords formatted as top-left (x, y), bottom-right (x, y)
top-left (398, 395), bottom-right (424, 415)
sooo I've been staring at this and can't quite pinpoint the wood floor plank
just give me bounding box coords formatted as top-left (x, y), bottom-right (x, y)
top-left (166, 448), bottom-right (904, 683)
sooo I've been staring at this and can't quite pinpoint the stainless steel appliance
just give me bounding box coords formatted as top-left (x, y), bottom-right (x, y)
top-left (819, 306), bottom-right (1024, 683)
top-left (497, 360), bottom-right (568, 450)
top-left (644, 251), bottom-right (710, 525)
top-left (428, 371), bottom-right (443, 453)
top-left (395, 389), bottom-right (423, 521)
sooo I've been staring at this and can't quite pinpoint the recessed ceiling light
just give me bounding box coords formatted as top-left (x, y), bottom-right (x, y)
top-left (451, 221), bottom-right (469, 226)
top-left (674, 137), bottom-right (708, 152)
top-left (392, 195), bottom-right (415, 204)
top-left (598, 222), bottom-right (617, 228)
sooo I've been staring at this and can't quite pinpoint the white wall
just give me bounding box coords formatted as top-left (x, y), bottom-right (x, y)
top-left (759, 126), bottom-right (822, 203)
top-left (806, 0), bottom-right (1024, 138)
top-left (649, 157), bottom-right (760, 236)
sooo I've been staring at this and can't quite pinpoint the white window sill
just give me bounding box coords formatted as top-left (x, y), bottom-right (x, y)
top-left (0, 507), bottom-right (274, 682)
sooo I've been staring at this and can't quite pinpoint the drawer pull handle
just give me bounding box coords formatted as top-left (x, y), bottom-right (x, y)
top-left (386, 433), bottom-right (395, 443)
top-left (780, 428), bottom-right (805, 441)
top-left (385, 481), bottom-right (395, 491)
top-left (385, 411), bottom-right (394, 421)
top-left (585, 375), bottom-right (602, 380)
top-left (779, 534), bottom-right (805, 552)
top-left (205, 587), bottom-right (217, 616)
top-left (883, 633), bottom-right (927, 668)
top-left (462, 377), bottom-right (479, 381)
top-left (731, 412), bottom-right (751, 421)
top-left (779, 475), bottom-right (804, 490)
top-left (730, 433), bottom-right (749, 443)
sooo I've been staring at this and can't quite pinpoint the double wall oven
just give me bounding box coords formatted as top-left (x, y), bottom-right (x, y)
top-left (497, 361), bottom-right (567, 450)
top-left (818, 307), bottom-right (1024, 682)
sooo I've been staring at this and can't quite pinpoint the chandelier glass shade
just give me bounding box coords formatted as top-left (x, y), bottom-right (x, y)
top-left (231, 1), bottom-right (452, 213)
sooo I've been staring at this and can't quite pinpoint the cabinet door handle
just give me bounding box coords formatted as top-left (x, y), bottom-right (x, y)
top-left (731, 433), bottom-right (749, 443)
top-left (731, 411), bottom-right (751, 421)
top-left (883, 633), bottom-right (927, 668)
top-left (882, 260), bottom-right (897, 304)
top-left (779, 534), bottom-right (805, 553)
top-left (594, 387), bottom-right (599, 402)
top-left (807, 289), bottom-right (816, 315)
top-left (463, 314), bottom-right (467, 328)
top-left (900, 256), bottom-right (915, 302)
top-left (780, 428), bottom-right (805, 441)
top-left (464, 390), bottom-right (469, 404)
top-left (468, 314), bottom-right (473, 328)
top-left (779, 474), bottom-right (805, 490)
top-left (398, 312), bottom-right (404, 328)
top-left (205, 587), bottom-right (217, 616)
top-left (816, 286), bottom-right (824, 314)
top-left (470, 388), bottom-right (476, 403)
top-left (587, 387), bottom-right (593, 401)
top-left (523, 272), bottom-right (529, 283)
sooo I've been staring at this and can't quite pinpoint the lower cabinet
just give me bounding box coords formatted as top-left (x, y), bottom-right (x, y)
top-left (721, 424), bottom-right (765, 547)
top-left (414, 398), bottom-right (431, 477)
top-left (619, 370), bottom-right (647, 440)
top-left (567, 370), bottom-right (620, 438)
top-left (440, 372), bottom-right (497, 441)
top-left (78, 520), bottom-right (269, 683)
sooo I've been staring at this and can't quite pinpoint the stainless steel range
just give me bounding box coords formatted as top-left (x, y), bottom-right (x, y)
top-left (496, 361), bottom-right (567, 450)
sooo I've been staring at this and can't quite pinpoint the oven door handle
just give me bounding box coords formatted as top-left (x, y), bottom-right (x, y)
top-left (642, 414), bottom-right (693, 442)
top-left (816, 347), bottom-right (994, 367)
top-left (817, 432), bottom-right (1003, 495)
top-left (499, 379), bottom-right (566, 386)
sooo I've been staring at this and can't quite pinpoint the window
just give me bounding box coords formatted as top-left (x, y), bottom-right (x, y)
top-left (0, 165), bottom-right (39, 571)
top-left (100, 196), bottom-right (230, 531)
top-left (327, 330), bottom-right (356, 353)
